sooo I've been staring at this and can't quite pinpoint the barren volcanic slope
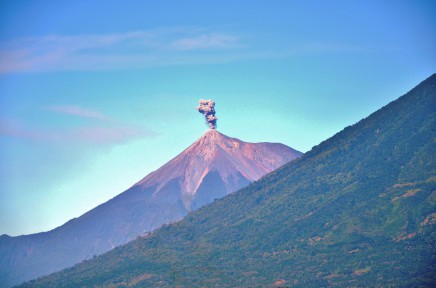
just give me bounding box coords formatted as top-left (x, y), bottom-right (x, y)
top-left (20, 74), bottom-right (436, 287)
top-left (135, 129), bottom-right (300, 212)
top-left (0, 130), bottom-right (301, 288)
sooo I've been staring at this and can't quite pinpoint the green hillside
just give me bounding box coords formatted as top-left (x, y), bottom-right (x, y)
top-left (21, 74), bottom-right (436, 287)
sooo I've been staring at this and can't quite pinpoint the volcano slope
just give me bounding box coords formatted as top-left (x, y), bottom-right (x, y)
top-left (0, 129), bottom-right (302, 287)
top-left (0, 130), bottom-right (300, 288)
top-left (21, 74), bottom-right (436, 287)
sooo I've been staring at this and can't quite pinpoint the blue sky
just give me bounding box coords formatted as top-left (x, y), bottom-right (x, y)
top-left (0, 0), bottom-right (435, 236)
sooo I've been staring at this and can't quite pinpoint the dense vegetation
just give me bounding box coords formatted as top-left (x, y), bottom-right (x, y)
top-left (20, 74), bottom-right (436, 287)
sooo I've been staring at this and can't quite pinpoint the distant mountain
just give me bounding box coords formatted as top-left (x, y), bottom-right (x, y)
top-left (134, 129), bottom-right (301, 212)
top-left (20, 74), bottom-right (436, 288)
top-left (0, 130), bottom-right (301, 288)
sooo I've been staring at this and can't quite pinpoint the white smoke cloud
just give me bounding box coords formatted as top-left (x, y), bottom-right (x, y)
top-left (196, 99), bottom-right (218, 129)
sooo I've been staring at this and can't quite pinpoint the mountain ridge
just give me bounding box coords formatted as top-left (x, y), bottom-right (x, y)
top-left (19, 74), bottom-right (436, 287)
top-left (0, 129), bottom-right (301, 288)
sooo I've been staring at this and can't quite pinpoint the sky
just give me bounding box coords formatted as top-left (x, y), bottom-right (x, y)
top-left (0, 0), bottom-right (435, 236)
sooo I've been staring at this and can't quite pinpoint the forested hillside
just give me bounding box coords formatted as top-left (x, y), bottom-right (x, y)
top-left (21, 74), bottom-right (436, 287)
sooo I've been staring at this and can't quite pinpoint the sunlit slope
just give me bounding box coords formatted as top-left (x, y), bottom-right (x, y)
top-left (21, 74), bottom-right (436, 288)
top-left (0, 130), bottom-right (300, 288)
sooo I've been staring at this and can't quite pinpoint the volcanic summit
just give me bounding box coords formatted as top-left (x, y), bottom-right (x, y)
top-left (136, 129), bottom-right (302, 211)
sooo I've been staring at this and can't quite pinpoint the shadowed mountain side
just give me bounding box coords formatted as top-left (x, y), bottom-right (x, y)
top-left (19, 74), bottom-right (436, 287)
top-left (0, 130), bottom-right (301, 288)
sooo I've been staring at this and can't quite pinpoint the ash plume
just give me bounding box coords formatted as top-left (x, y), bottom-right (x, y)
top-left (196, 99), bottom-right (218, 129)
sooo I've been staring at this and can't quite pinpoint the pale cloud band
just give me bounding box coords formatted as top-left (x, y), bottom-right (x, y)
top-left (0, 105), bottom-right (158, 145)
top-left (0, 28), bottom-right (243, 73)
top-left (45, 105), bottom-right (111, 121)
top-left (0, 121), bottom-right (156, 145)
top-left (0, 26), bottom-right (364, 74)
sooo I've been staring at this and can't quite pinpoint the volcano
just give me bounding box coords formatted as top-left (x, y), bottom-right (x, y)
top-left (17, 75), bottom-right (436, 288)
top-left (135, 129), bottom-right (301, 211)
top-left (0, 130), bottom-right (302, 287)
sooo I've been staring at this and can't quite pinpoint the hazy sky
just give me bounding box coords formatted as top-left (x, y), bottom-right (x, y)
top-left (0, 0), bottom-right (435, 236)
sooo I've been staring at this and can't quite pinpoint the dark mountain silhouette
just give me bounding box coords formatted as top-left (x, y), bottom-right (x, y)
top-left (0, 130), bottom-right (301, 288)
top-left (19, 74), bottom-right (436, 287)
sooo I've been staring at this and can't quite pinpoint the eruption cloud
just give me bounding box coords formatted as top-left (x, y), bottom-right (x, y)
top-left (196, 99), bottom-right (218, 129)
